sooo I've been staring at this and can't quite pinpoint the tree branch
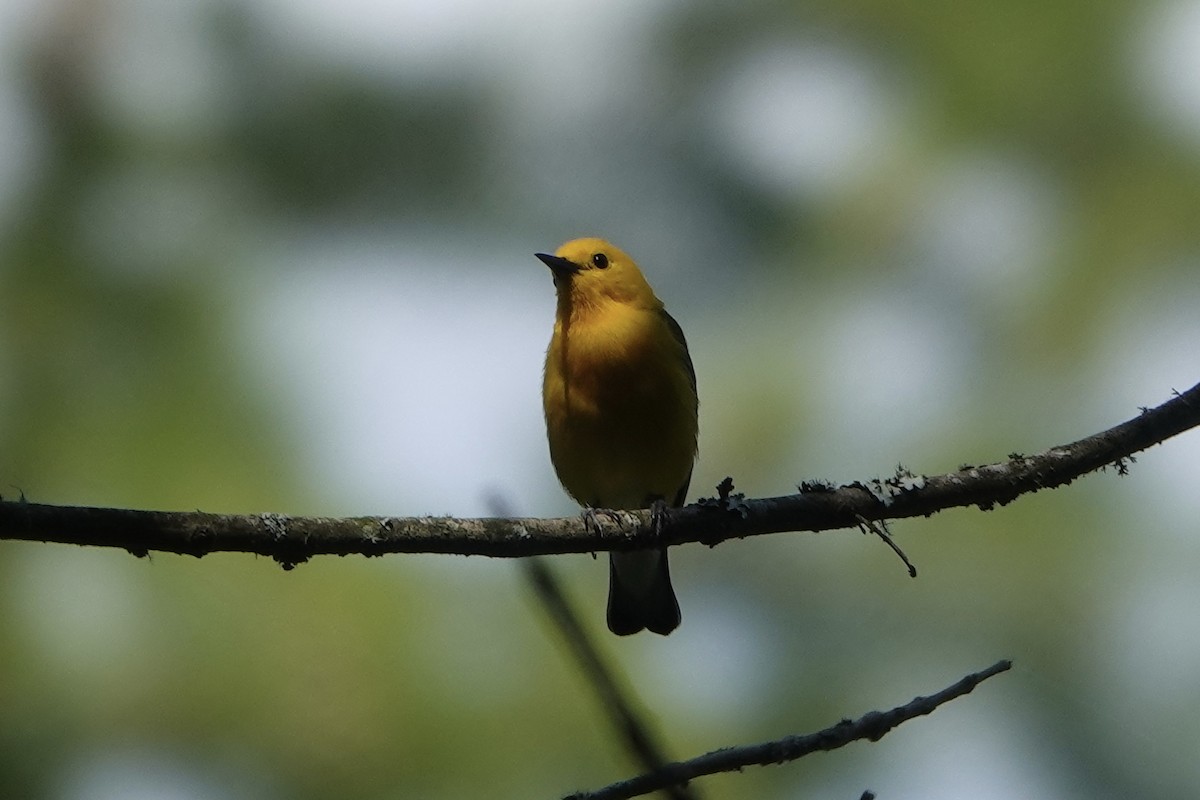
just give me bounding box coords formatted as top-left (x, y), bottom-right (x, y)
top-left (1, 383), bottom-right (1196, 563)
top-left (562, 660), bottom-right (1013, 800)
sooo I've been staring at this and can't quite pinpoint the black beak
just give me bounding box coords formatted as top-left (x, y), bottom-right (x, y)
top-left (535, 252), bottom-right (580, 279)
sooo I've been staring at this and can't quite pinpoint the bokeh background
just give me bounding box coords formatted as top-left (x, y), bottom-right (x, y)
top-left (1, 0), bottom-right (1198, 798)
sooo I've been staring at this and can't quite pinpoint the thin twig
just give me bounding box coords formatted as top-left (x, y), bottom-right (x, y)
top-left (856, 514), bottom-right (917, 577)
top-left (1, 384), bottom-right (1197, 561)
top-left (563, 660), bottom-right (1013, 800)
top-left (524, 558), bottom-right (700, 800)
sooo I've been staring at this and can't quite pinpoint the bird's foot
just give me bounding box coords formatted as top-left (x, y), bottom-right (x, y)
top-left (648, 498), bottom-right (671, 538)
top-left (582, 507), bottom-right (641, 536)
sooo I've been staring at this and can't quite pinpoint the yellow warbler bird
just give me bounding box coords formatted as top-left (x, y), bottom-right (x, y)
top-left (537, 238), bottom-right (698, 636)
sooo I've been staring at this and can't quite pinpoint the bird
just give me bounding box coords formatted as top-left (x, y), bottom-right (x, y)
top-left (537, 238), bottom-right (698, 635)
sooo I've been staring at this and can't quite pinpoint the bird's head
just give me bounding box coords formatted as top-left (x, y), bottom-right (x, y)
top-left (535, 238), bottom-right (659, 310)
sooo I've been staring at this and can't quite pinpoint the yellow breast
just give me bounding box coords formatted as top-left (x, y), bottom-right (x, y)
top-left (543, 302), bottom-right (697, 509)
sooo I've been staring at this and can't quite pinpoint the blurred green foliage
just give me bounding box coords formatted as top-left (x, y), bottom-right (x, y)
top-left (1, 1), bottom-right (1198, 799)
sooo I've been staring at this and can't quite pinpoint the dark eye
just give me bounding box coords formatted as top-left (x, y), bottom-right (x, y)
top-left (591, 253), bottom-right (609, 269)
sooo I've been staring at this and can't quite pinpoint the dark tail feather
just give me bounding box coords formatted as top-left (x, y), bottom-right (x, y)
top-left (607, 549), bottom-right (681, 636)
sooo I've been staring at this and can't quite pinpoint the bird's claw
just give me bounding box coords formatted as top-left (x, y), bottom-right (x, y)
top-left (648, 499), bottom-right (671, 536)
top-left (582, 507), bottom-right (641, 536)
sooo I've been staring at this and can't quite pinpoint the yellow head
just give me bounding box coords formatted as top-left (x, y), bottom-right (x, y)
top-left (535, 238), bottom-right (660, 312)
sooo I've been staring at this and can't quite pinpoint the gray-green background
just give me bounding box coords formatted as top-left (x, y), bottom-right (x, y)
top-left (1, 1), bottom-right (1198, 797)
